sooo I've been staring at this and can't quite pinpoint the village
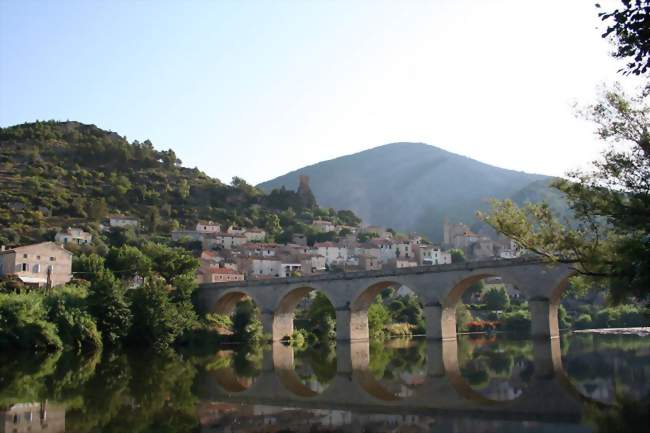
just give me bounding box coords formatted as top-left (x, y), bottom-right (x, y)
top-left (0, 212), bottom-right (523, 288)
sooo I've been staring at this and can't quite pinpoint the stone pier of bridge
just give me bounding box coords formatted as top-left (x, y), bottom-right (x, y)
top-left (197, 258), bottom-right (575, 341)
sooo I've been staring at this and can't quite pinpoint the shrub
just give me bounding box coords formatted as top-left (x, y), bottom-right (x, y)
top-left (483, 287), bottom-right (510, 311)
top-left (575, 313), bottom-right (593, 330)
top-left (87, 269), bottom-right (132, 345)
top-left (231, 299), bottom-right (263, 342)
top-left (45, 286), bottom-right (102, 352)
top-left (0, 292), bottom-right (62, 351)
top-left (499, 310), bottom-right (531, 332)
top-left (129, 278), bottom-right (189, 350)
top-left (593, 305), bottom-right (650, 328)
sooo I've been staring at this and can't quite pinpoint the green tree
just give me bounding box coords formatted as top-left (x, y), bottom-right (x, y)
top-left (483, 287), bottom-right (510, 311)
top-left (129, 277), bottom-right (188, 350)
top-left (450, 248), bottom-right (466, 263)
top-left (307, 292), bottom-right (336, 339)
top-left (481, 85), bottom-right (650, 302)
top-left (146, 206), bottom-right (161, 233)
top-left (231, 299), bottom-right (263, 341)
top-left (367, 295), bottom-right (391, 338)
top-left (106, 245), bottom-right (152, 281)
top-left (87, 269), bottom-right (132, 345)
top-left (598, 0), bottom-right (650, 75)
top-left (87, 198), bottom-right (108, 221)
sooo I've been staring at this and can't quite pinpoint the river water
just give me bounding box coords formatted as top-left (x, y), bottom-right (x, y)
top-left (1, 333), bottom-right (648, 432)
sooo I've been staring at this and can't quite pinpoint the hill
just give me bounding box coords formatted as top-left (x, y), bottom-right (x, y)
top-left (258, 142), bottom-right (565, 241)
top-left (0, 121), bottom-right (359, 246)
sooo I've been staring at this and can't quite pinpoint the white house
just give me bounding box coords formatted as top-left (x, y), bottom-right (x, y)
top-left (55, 227), bottom-right (92, 246)
top-left (415, 245), bottom-right (452, 266)
top-left (0, 242), bottom-right (72, 287)
top-left (312, 242), bottom-right (348, 265)
top-left (196, 220), bottom-right (221, 233)
top-left (311, 220), bottom-right (336, 233)
top-left (243, 228), bottom-right (266, 242)
top-left (371, 239), bottom-right (397, 264)
top-left (249, 257), bottom-right (283, 278)
top-left (203, 233), bottom-right (247, 250)
top-left (109, 215), bottom-right (139, 229)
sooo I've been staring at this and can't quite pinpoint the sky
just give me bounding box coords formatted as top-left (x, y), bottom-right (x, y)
top-left (0, 0), bottom-right (644, 185)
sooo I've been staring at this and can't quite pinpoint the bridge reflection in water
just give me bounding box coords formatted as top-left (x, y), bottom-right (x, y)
top-left (198, 338), bottom-right (600, 423)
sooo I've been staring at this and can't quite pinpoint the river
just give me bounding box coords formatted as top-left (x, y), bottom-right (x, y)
top-left (1, 333), bottom-right (649, 432)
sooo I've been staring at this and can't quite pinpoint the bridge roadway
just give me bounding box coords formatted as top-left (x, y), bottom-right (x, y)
top-left (197, 338), bottom-right (599, 423)
top-left (197, 257), bottom-right (576, 341)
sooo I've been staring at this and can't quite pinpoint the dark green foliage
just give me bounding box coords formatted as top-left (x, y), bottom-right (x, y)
top-left (87, 269), bottom-right (132, 345)
top-left (140, 242), bottom-right (199, 284)
top-left (73, 253), bottom-right (107, 283)
top-left (499, 310), bottom-right (531, 332)
top-left (129, 278), bottom-right (194, 351)
top-left (598, 0), bottom-right (650, 75)
top-left (367, 295), bottom-right (391, 338)
top-left (0, 121), bottom-right (361, 245)
top-left (575, 313), bottom-right (593, 330)
top-left (0, 292), bottom-right (63, 351)
top-left (105, 245), bottom-right (152, 281)
top-left (306, 292), bottom-right (336, 339)
top-left (231, 299), bottom-right (263, 342)
top-left (45, 286), bottom-right (103, 352)
top-left (450, 248), bottom-right (465, 263)
top-left (483, 287), bottom-right (510, 311)
top-left (592, 305), bottom-right (650, 328)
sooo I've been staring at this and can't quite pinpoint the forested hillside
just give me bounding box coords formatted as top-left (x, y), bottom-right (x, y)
top-left (0, 121), bottom-right (360, 246)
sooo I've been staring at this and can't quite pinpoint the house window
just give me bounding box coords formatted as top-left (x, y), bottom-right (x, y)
top-left (48, 265), bottom-right (54, 273)
top-left (36, 255), bottom-right (41, 259)
top-left (23, 253), bottom-right (28, 258)
top-left (22, 263), bottom-right (28, 272)
top-left (50, 257), bottom-right (56, 261)
top-left (33, 264), bottom-right (40, 273)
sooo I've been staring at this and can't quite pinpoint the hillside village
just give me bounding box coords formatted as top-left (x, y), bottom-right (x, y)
top-left (0, 201), bottom-right (524, 288)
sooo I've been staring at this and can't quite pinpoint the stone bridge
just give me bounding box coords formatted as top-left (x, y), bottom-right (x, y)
top-left (197, 257), bottom-right (575, 341)
top-left (196, 338), bottom-right (602, 421)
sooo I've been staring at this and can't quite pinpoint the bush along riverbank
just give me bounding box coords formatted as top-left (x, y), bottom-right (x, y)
top-left (0, 242), bottom-right (225, 354)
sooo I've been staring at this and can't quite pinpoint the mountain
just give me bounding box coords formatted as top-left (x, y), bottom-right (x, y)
top-left (258, 143), bottom-right (562, 241)
top-left (0, 121), bottom-right (359, 245)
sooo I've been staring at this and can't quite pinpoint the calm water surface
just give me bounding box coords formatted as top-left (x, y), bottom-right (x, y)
top-left (1, 334), bottom-right (649, 432)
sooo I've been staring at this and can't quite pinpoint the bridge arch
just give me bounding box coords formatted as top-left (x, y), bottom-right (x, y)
top-left (210, 289), bottom-right (259, 315)
top-left (273, 285), bottom-right (335, 341)
top-left (348, 280), bottom-right (411, 341)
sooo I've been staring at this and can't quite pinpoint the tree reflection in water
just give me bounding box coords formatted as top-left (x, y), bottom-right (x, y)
top-left (1, 334), bottom-right (650, 433)
top-left (457, 335), bottom-right (534, 401)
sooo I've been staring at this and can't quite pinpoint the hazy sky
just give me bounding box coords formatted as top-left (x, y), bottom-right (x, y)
top-left (0, 0), bottom-right (643, 184)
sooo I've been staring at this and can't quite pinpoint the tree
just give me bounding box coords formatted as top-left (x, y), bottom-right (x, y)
top-left (483, 287), bottom-right (510, 311)
top-left (367, 295), bottom-right (391, 338)
top-left (87, 198), bottom-right (108, 221)
top-left (450, 248), bottom-right (466, 263)
top-left (481, 85), bottom-right (650, 302)
top-left (307, 292), bottom-right (336, 339)
top-left (146, 206), bottom-right (161, 233)
top-left (87, 269), bottom-right (132, 345)
top-left (231, 299), bottom-right (263, 341)
top-left (129, 277), bottom-right (188, 350)
top-left (105, 245), bottom-right (152, 281)
top-left (598, 0), bottom-right (650, 75)
top-left (264, 214), bottom-right (282, 239)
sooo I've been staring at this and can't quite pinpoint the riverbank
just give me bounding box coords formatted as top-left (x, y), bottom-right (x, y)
top-left (573, 327), bottom-right (650, 336)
